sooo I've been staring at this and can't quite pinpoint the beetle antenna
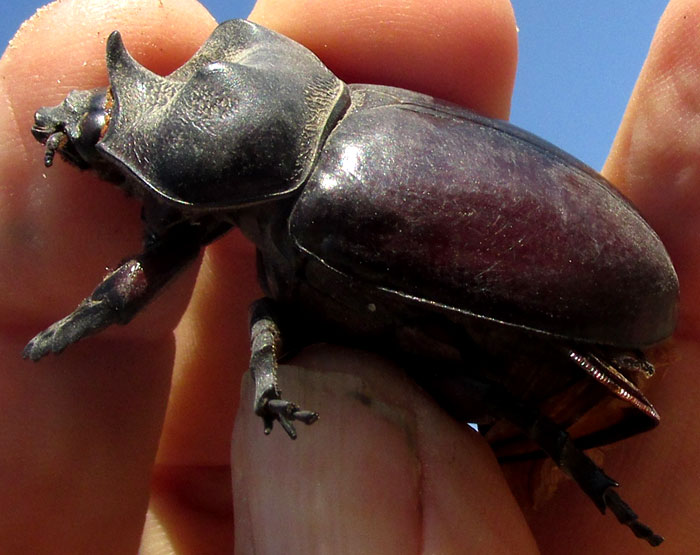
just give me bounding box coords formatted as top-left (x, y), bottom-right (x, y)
top-left (43, 131), bottom-right (66, 167)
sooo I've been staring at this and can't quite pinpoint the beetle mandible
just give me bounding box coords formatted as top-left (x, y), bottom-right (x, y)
top-left (24, 19), bottom-right (677, 546)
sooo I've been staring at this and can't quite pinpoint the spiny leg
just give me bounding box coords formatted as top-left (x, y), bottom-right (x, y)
top-left (472, 347), bottom-right (664, 546)
top-left (525, 411), bottom-right (663, 546)
top-left (248, 298), bottom-right (318, 439)
top-left (23, 223), bottom-right (204, 361)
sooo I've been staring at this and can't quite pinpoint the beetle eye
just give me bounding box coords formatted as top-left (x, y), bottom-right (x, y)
top-left (77, 108), bottom-right (108, 150)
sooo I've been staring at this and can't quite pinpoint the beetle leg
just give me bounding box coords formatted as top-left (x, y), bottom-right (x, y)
top-left (527, 413), bottom-right (664, 546)
top-left (22, 223), bottom-right (202, 361)
top-left (248, 298), bottom-right (319, 439)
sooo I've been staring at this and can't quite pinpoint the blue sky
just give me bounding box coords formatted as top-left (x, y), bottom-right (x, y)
top-left (1, 1), bottom-right (667, 171)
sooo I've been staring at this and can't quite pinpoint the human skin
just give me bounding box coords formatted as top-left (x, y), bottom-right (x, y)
top-left (0, 0), bottom-right (698, 553)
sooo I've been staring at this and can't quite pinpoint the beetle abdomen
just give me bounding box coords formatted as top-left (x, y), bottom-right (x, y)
top-left (291, 85), bottom-right (678, 348)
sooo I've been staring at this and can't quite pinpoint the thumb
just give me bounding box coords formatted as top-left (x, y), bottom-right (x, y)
top-left (233, 346), bottom-right (538, 553)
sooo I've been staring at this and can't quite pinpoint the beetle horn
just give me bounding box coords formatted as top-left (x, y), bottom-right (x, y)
top-left (105, 31), bottom-right (168, 97)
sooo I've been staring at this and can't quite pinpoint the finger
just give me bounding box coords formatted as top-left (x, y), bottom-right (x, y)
top-left (234, 347), bottom-right (538, 554)
top-left (603, 0), bottom-right (700, 342)
top-left (523, 1), bottom-right (700, 551)
top-left (250, 0), bottom-right (517, 118)
top-left (144, 235), bottom-right (258, 553)
top-left (0, 0), bottom-right (216, 552)
top-left (231, 1), bottom-right (533, 552)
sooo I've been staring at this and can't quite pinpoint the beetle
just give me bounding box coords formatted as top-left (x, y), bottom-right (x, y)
top-left (24, 19), bottom-right (676, 546)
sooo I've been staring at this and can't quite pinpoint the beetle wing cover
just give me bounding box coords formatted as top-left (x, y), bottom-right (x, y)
top-left (290, 85), bottom-right (678, 347)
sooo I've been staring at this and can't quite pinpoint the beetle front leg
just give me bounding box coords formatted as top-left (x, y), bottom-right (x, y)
top-left (23, 224), bottom-right (203, 361)
top-left (248, 298), bottom-right (319, 439)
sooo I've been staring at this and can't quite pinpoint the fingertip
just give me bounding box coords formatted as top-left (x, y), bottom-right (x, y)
top-left (603, 0), bottom-right (700, 339)
top-left (232, 345), bottom-right (536, 553)
top-left (3, 0), bottom-right (215, 113)
top-left (250, 0), bottom-right (518, 118)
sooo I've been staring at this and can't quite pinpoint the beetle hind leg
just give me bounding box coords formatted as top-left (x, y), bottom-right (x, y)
top-left (248, 298), bottom-right (319, 439)
top-left (528, 413), bottom-right (663, 546)
top-left (603, 488), bottom-right (664, 546)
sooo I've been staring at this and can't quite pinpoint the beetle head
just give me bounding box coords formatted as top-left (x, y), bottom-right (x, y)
top-left (32, 88), bottom-right (110, 169)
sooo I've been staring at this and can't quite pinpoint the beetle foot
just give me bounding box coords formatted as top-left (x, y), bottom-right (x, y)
top-left (602, 488), bottom-right (664, 546)
top-left (22, 299), bottom-right (113, 361)
top-left (259, 398), bottom-right (319, 439)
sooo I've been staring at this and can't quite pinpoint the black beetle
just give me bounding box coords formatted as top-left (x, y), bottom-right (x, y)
top-left (24, 19), bottom-right (677, 546)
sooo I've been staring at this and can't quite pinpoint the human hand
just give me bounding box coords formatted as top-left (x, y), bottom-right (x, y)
top-left (0, 0), bottom-right (696, 553)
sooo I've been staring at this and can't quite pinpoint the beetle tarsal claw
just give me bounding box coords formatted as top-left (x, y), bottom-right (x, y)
top-left (263, 399), bottom-right (319, 439)
top-left (602, 488), bottom-right (664, 546)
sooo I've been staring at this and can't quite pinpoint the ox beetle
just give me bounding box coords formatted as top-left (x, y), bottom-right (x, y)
top-left (24, 19), bottom-right (677, 546)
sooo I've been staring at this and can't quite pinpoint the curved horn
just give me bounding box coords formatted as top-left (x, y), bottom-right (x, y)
top-left (105, 31), bottom-right (167, 94)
